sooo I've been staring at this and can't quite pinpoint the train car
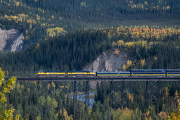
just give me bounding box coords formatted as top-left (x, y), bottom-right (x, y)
top-left (131, 69), bottom-right (166, 77)
top-left (166, 69), bottom-right (180, 77)
top-left (67, 71), bottom-right (96, 77)
top-left (37, 71), bottom-right (66, 77)
top-left (96, 71), bottom-right (130, 77)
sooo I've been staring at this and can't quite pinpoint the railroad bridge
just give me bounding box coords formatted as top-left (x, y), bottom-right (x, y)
top-left (13, 77), bottom-right (180, 119)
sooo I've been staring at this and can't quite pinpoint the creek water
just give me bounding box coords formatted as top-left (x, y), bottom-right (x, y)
top-left (70, 92), bottom-right (96, 108)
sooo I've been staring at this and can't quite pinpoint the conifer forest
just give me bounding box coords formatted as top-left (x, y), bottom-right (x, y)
top-left (0, 0), bottom-right (180, 119)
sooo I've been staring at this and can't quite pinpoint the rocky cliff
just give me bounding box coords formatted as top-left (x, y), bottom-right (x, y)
top-left (83, 49), bottom-right (130, 89)
top-left (83, 49), bottom-right (130, 72)
top-left (0, 28), bottom-right (23, 51)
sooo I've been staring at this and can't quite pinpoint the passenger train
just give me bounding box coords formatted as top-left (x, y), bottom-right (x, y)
top-left (37, 69), bottom-right (180, 77)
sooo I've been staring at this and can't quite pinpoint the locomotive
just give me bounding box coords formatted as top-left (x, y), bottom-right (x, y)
top-left (37, 69), bottom-right (180, 77)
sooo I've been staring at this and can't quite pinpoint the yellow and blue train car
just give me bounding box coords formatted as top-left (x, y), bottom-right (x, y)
top-left (67, 71), bottom-right (96, 76)
top-left (97, 71), bottom-right (130, 77)
top-left (130, 69), bottom-right (166, 77)
top-left (166, 69), bottom-right (180, 76)
top-left (36, 69), bottom-right (180, 77)
top-left (37, 71), bottom-right (66, 76)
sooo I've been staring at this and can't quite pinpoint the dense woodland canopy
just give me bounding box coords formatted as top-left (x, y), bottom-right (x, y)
top-left (0, 0), bottom-right (180, 46)
top-left (0, 26), bottom-right (179, 119)
top-left (0, 0), bottom-right (180, 119)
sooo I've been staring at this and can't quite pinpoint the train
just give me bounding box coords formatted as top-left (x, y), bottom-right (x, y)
top-left (37, 69), bottom-right (180, 77)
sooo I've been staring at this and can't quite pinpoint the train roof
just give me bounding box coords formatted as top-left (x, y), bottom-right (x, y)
top-left (97, 71), bottom-right (130, 73)
top-left (39, 71), bottom-right (65, 72)
top-left (166, 69), bottom-right (180, 71)
top-left (67, 71), bottom-right (93, 72)
top-left (131, 69), bottom-right (166, 72)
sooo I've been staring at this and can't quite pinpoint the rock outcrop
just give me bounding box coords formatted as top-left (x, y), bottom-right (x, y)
top-left (83, 49), bottom-right (130, 72)
top-left (83, 49), bottom-right (130, 89)
top-left (0, 28), bottom-right (23, 51)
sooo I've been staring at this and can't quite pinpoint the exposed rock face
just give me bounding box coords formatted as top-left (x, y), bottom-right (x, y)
top-left (83, 49), bottom-right (130, 89)
top-left (0, 28), bottom-right (23, 51)
top-left (83, 50), bottom-right (130, 72)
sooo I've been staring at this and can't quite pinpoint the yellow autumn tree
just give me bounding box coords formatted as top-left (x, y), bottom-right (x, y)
top-left (122, 64), bottom-right (127, 71)
top-left (59, 109), bottom-right (73, 120)
top-left (51, 15), bottom-right (54, 19)
top-left (168, 95), bottom-right (180, 119)
top-left (117, 40), bottom-right (124, 49)
top-left (0, 67), bottom-right (18, 120)
top-left (35, 43), bottom-right (40, 50)
top-left (36, 14), bottom-right (40, 21)
top-left (140, 59), bottom-right (146, 68)
top-left (126, 60), bottom-right (132, 68)
top-left (112, 42), bottom-right (117, 48)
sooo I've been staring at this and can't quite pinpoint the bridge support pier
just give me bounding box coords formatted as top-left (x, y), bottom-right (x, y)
top-left (73, 81), bottom-right (77, 120)
top-left (121, 81), bottom-right (126, 108)
top-left (110, 80), bottom-right (126, 109)
top-left (73, 81), bottom-right (90, 120)
top-left (145, 80), bottom-right (162, 105)
top-left (85, 81), bottom-right (90, 107)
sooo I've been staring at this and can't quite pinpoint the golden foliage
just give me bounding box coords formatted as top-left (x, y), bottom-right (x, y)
top-left (168, 96), bottom-right (180, 120)
top-left (119, 107), bottom-right (132, 120)
top-left (36, 14), bottom-right (40, 21)
top-left (154, 56), bottom-right (157, 61)
top-left (0, 67), bottom-right (17, 120)
top-left (114, 49), bottom-right (120, 55)
top-left (15, 2), bottom-right (19, 6)
top-left (15, 114), bottom-right (21, 120)
top-left (27, 19), bottom-right (33, 24)
top-left (46, 27), bottom-right (67, 37)
top-left (37, 116), bottom-right (41, 120)
top-left (112, 42), bottom-right (117, 47)
top-left (163, 87), bottom-right (169, 98)
top-left (140, 59), bottom-right (146, 67)
top-left (108, 26), bottom-right (180, 41)
top-left (47, 83), bottom-right (51, 90)
top-left (128, 94), bottom-right (134, 103)
top-left (51, 15), bottom-right (54, 19)
top-left (127, 60), bottom-right (132, 68)
top-left (41, 23), bottom-right (46, 27)
top-left (124, 42), bottom-right (136, 48)
top-left (59, 109), bottom-right (73, 120)
top-left (175, 90), bottom-right (178, 96)
top-left (52, 82), bottom-right (55, 88)
top-left (36, 43), bottom-right (40, 50)
top-left (122, 64), bottom-right (127, 71)
top-left (117, 40), bottom-right (124, 46)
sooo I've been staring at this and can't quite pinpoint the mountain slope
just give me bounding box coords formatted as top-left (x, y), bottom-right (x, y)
top-left (0, 0), bottom-right (180, 47)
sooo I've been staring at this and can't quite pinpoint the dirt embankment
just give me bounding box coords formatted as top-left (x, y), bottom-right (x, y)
top-left (83, 49), bottom-right (130, 89)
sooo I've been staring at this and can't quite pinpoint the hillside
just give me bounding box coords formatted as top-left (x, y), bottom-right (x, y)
top-left (0, 26), bottom-right (179, 77)
top-left (1, 1), bottom-right (180, 119)
top-left (0, 0), bottom-right (180, 47)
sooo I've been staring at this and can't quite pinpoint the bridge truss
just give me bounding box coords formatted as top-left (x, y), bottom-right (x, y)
top-left (14, 77), bottom-right (180, 119)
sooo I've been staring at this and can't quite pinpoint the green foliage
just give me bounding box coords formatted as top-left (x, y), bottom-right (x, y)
top-left (0, 30), bottom-right (111, 77)
top-left (0, 0), bottom-right (180, 46)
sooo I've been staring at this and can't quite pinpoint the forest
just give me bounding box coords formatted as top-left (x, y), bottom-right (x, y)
top-left (0, 0), bottom-right (180, 46)
top-left (0, 0), bottom-right (180, 119)
top-left (0, 26), bottom-right (180, 119)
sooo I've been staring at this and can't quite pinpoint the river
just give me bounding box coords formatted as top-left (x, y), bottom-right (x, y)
top-left (70, 92), bottom-right (96, 108)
